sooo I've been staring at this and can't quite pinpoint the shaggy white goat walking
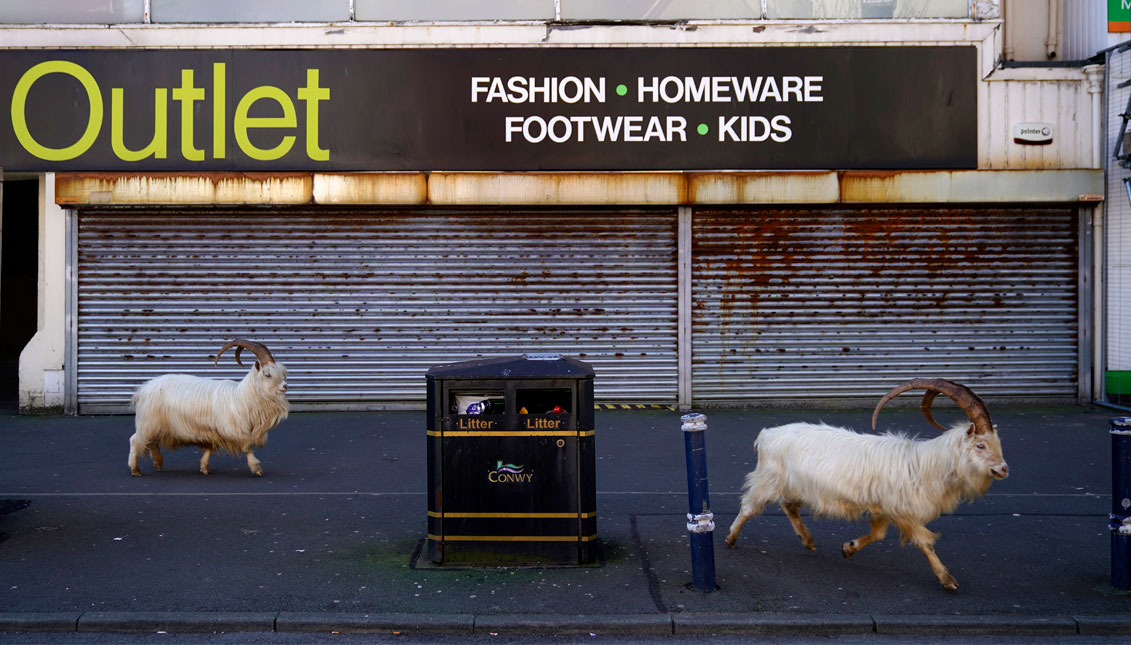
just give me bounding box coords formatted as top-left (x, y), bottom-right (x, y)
top-left (725, 378), bottom-right (1009, 590)
top-left (128, 339), bottom-right (289, 477)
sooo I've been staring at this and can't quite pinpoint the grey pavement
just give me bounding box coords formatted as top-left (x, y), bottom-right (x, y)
top-left (0, 405), bottom-right (1129, 639)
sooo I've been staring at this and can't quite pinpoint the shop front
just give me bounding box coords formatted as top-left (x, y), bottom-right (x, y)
top-left (0, 45), bottom-right (1104, 411)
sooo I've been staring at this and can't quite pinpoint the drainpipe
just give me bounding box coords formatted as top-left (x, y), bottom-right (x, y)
top-left (677, 207), bottom-right (692, 410)
top-left (1045, 0), bottom-right (1060, 60)
top-left (1086, 64), bottom-right (1106, 401)
top-left (1086, 65), bottom-right (1104, 170)
top-left (1002, 0), bottom-right (1013, 62)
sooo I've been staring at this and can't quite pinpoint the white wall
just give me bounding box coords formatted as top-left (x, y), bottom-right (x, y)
top-left (18, 173), bottom-right (65, 411)
top-left (980, 67), bottom-right (1099, 169)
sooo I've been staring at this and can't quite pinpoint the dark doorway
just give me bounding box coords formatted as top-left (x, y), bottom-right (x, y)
top-left (1, 179), bottom-right (39, 412)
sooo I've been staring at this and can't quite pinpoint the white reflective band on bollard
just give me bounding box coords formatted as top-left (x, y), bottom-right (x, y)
top-left (681, 413), bottom-right (707, 433)
top-left (687, 512), bottom-right (716, 534)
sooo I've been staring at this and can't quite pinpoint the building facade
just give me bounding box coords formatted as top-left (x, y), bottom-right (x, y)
top-left (0, 0), bottom-right (1120, 413)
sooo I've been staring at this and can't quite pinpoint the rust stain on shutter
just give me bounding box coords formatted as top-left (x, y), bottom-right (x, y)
top-left (691, 207), bottom-right (1079, 403)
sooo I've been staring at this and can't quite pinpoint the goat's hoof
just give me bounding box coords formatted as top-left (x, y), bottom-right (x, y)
top-left (130, 470), bottom-right (141, 477)
top-left (724, 536), bottom-right (737, 548)
top-left (200, 467), bottom-right (211, 476)
top-left (803, 540), bottom-right (816, 551)
top-left (842, 541), bottom-right (856, 558)
top-left (252, 470), bottom-right (263, 477)
top-left (940, 576), bottom-right (959, 591)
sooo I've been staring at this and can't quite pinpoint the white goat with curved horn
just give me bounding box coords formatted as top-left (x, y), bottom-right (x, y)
top-left (725, 378), bottom-right (1009, 590)
top-left (128, 339), bottom-right (289, 477)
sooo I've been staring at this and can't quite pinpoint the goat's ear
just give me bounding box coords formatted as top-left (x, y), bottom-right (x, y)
top-left (965, 423), bottom-right (976, 436)
top-left (254, 360), bottom-right (261, 371)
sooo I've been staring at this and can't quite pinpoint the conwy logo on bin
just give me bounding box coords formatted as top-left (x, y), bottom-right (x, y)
top-left (488, 461), bottom-right (534, 484)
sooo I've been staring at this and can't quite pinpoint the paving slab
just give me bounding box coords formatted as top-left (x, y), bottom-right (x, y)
top-left (671, 612), bottom-right (875, 635)
top-left (871, 614), bottom-right (1079, 636)
top-left (76, 612), bottom-right (277, 634)
top-left (472, 613), bottom-right (672, 635)
top-left (0, 613), bottom-right (81, 633)
top-left (274, 611), bottom-right (474, 634)
top-left (1076, 613), bottom-right (1131, 635)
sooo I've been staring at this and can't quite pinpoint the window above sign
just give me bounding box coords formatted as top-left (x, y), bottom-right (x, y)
top-left (0, 0), bottom-right (144, 24)
top-left (0, 0), bottom-right (976, 24)
top-left (767, 0), bottom-right (969, 19)
top-left (356, 0), bottom-right (555, 21)
top-left (151, 0), bottom-right (351, 23)
top-left (561, 0), bottom-right (762, 20)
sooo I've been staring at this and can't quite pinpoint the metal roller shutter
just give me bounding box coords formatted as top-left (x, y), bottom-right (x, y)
top-left (76, 208), bottom-right (678, 413)
top-left (692, 207), bottom-right (1080, 403)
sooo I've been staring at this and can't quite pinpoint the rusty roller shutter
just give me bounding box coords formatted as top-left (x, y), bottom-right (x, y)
top-left (75, 208), bottom-right (678, 413)
top-left (692, 207), bottom-right (1080, 403)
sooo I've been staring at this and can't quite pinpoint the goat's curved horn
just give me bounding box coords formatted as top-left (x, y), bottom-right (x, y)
top-left (214, 339), bottom-right (276, 367)
top-left (919, 390), bottom-right (946, 430)
top-left (871, 377), bottom-right (993, 435)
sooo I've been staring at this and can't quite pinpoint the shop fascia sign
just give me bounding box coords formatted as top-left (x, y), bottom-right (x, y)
top-left (0, 47), bottom-right (976, 172)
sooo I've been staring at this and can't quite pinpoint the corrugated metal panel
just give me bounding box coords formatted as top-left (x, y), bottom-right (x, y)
top-left (692, 207), bottom-right (1079, 402)
top-left (76, 208), bottom-right (678, 413)
top-left (980, 70), bottom-right (1094, 170)
top-left (1107, 45), bottom-right (1131, 372)
top-left (1063, 0), bottom-right (1115, 61)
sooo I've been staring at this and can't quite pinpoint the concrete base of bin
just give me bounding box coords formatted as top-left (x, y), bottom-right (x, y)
top-left (422, 534), bottom-right (601, 565)
top-left (427, 536), bottom-right (598, 566)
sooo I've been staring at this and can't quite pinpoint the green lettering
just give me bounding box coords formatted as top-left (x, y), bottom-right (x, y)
top-left (171, 69), bottom-right (204, 161)
top-left (110, 87), bottom-right (168, 161)
top-left (213, 62), bottom-right (226, 159)
top-left (234, 86), bottom-right (296, 161)
top-left (296, 68), bottom-right (330, 161)
top-left (11, 60), bottom-right (103, 161)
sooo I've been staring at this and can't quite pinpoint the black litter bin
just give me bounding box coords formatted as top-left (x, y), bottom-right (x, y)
top-left (425, 354), bottom-right (596, 565)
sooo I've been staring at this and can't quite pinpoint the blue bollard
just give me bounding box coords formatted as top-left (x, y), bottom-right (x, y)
top-left (1112, 417), bottom-right (1131, 590)
top-left (681, 413), bottom-right (717, 592)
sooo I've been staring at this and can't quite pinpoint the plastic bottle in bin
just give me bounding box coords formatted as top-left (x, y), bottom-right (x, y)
top-left (467, 398), bottom-right (505, 415)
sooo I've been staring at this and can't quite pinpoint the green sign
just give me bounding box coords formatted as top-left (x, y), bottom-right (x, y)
top-left (1111, 0), bottom-right (1130, 33)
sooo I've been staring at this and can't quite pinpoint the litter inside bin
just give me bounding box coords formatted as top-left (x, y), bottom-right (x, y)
top-left (453, 394), bottom-right (505, 415)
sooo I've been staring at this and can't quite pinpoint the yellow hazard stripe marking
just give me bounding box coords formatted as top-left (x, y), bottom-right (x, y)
top-left (428, 534), bottom-right (598, 543)
top-left (594, 403), bottom-right (674, 410)
top-left (429, 511), bottom-right (596, 519)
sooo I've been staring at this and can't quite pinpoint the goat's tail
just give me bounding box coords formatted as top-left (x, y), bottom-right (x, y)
top-left (740, 427), bottom-right (788, 501)
top-left (740, 432), bottom-right (767, 494)
top-left (727, 432), bottom-right (777, 547)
